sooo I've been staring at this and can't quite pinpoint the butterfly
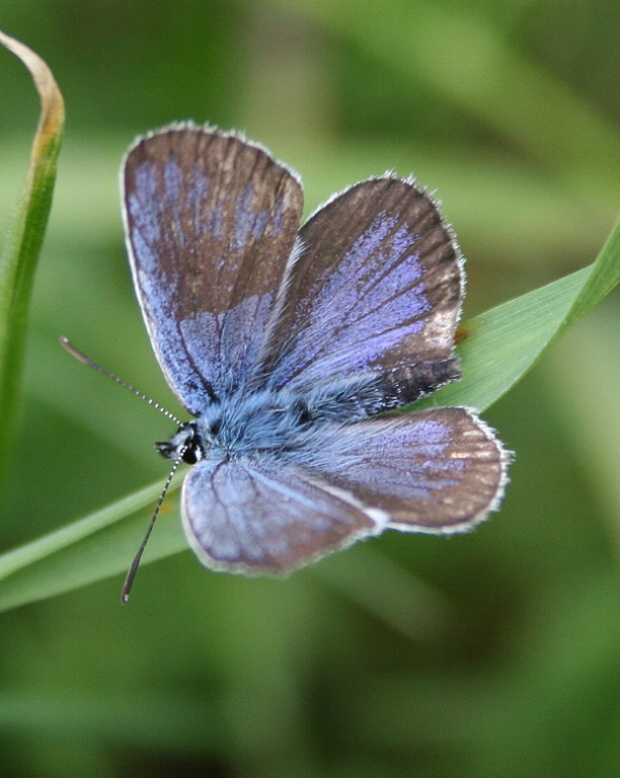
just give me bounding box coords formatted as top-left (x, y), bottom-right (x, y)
top-left (68, 123), bottom-right (509, 600)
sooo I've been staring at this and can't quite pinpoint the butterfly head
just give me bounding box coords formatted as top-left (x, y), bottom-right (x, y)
top-left (156, 421), bottom-right (206, 465)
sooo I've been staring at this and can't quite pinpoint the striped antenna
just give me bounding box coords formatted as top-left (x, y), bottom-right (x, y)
top-left (60, 337), bottom-right (182, 426)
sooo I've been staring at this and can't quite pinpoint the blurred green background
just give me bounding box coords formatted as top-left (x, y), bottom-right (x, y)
top-left (1, 1), bottom-right (619, 776)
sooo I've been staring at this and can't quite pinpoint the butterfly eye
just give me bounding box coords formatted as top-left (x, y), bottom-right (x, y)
top-left (181, 447), bottom-right (201, 465)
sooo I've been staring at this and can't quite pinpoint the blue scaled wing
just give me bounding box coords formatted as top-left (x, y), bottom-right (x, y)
top-left (122, 125), bottom-right (304, 413)
top-left (181, 455), bottom-right (386, 573)
top-left (291, 408), bottom-right (508, 533)
top-left (180, 408), bottom-right (508, 574)
top-left (260, 178), bottom-right (463, 392)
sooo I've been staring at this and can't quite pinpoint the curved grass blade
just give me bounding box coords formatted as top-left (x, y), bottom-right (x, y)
top-left (0, 481), bottom-right (186, 612)
top-left (0, 31), bottom-right (64, 484)
top-left (422, 215), bottom-right (620, 412)
top-left (0, 218), bottom-right (617, 610)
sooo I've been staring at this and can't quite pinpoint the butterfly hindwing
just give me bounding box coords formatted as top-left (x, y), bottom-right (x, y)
top-left (181, 455), bottom-right (385, 573)
top-left (180, 408), bottom-right (506, 575)
top-left (289, 408), bottom-right (508, 533)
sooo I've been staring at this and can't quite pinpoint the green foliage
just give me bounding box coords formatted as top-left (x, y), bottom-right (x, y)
top-left (0, 2), bottom-right (618, 777)
top-left (0, 31), bottom-right (64, 484)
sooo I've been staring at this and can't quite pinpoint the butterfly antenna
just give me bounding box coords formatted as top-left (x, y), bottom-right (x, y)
top-left (60, 337), bottom-right (182, 426)
top-left (121, 450), bottom-right (185, 604)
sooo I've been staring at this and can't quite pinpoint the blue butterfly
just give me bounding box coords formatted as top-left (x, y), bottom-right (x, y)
top-left (67, 124), bottom-right (509, 600)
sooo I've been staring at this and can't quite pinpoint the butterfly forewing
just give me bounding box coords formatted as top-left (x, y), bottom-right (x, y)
top-left (260, 178), bottom-right (462, 392)
top-left (123, 126), bottom-right (304, 413)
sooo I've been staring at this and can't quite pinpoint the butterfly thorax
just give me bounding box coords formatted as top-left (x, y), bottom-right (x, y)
top-left (156, 389), bottom-right (319, 464)
top-left (155, 357), bottom-right (462, 466)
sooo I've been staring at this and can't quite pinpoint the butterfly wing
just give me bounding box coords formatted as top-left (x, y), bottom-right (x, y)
top-left (181, 408), bottom-right (506, 574)
top-left (181, 455), bottom-right (386, 574)
top-left (260, 177), bottom-right (462, 394)
top-left (123, 125), bottom-right (304, 413)
top-left (291, 408), bottom-right (508, 533)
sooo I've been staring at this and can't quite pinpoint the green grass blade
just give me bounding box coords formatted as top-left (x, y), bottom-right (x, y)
top-left (0, 31), bottom-right (64, 483)
top-left (423, 215), bottom-right (620, 412)
top-left (0, 481), bottom-right (187, 612)
top-left (563, 216), bottom-right (620, 330)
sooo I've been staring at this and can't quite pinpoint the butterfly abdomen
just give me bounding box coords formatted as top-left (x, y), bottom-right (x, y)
top-left (183, 356), bottom-right (461, 460)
